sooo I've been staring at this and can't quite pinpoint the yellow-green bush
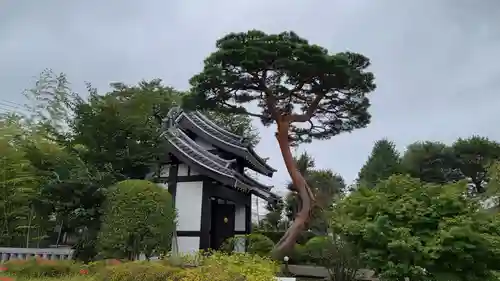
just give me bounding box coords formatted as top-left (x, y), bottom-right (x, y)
top-left (180, 252), bottom-right (278, 281)
top-left (2, 258), bottom-right (82, 278)
top-left (94, 261), bottom-right (182, 281)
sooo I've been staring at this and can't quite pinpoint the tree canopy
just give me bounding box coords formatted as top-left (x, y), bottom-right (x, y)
top-left (334, 175), bottom-right (500, 281)
top-left (184, 29), bottom-right (376, 256)
top-left (185, 30), bottom-right (376, 143)
top-left (357, 139), bottom-right (401, 188)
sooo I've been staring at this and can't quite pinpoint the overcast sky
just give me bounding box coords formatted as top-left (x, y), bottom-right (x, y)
top-left (1, 0), bottom-right (500, 201)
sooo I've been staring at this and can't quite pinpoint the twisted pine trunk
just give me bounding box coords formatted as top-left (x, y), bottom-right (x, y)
top-left (272, 120), bottom-right (315, 259)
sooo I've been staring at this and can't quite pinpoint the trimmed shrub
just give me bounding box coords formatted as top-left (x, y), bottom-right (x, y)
top-left (221, 234), bottom-right (275, 256)
top-left (97, 180), bottom-right (176, 260)
top-left (1, 258), bottom-right (82, 278)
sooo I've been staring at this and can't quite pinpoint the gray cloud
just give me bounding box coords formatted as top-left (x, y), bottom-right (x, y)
top-left (1, 0), bottom-right (500, 200)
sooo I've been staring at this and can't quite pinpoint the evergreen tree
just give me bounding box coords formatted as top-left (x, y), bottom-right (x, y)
top-left (357, 139), bottom-right (401, 188)
top-left (261, 199), bottom-right (285, 231)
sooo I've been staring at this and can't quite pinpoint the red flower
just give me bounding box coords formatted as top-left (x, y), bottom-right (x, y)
top-left (0, 267), bottom-right (7, 272)
top-left (0, 276), bottom-right (14, 281)
top-left (79, 269), bottom-right (89, 275)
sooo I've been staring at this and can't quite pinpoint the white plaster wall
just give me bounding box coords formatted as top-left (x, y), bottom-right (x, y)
top-left (159, 165), bottom-right (170, 177)
top-left (195, 138), bottom-right (214, 150)
top-left (175, 181), bottom-right (203, 231)
top-left (235, 204), bottom-right (246, 231)
top-left (176, 237), bottom-right (200, 255)
top-left (189, 167), bottom-right (200, 176)
top-left (177, 164), bottom-right (189, 176)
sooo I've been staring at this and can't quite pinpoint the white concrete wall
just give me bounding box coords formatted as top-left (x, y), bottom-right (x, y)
top-left (233, 204), bottom-right (246, 253)
top-left (235, 204), bottom-right (246, 232)
top-left (177, 164), bottom-right (189, 176)
top-left (177, 237), bottom-right (200, 255)
top-left (176, 181), bottom-right (203, 231)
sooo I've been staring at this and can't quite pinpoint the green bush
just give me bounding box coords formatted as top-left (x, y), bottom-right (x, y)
top-left (221, 234), bottom-right (275, 257)
top-left (302, 236), bottom-right (361, 280)
top-left (288, 244), bottom-right (306, 264)
top-left (2, 258), bottom-right (82, 278)
top-left (97, 180), bottom-right (176, 260)
top-left (254, 231), bottom-right (316, 245)
top-left (303, 236), bottom-right (330, 264)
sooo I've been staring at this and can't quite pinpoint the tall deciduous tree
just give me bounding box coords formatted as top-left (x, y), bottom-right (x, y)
top-left (183, 30), bottom-right (376, 256)
top-left (334, 175), bottom-right (500, 281)
top-left (357, 139), bottom-right (401, 188)
top-left (72, 80), bottom-right (182, 180)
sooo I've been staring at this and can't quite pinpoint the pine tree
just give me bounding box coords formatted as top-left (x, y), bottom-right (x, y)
top-left (357, 139), bottom-right (401, 188)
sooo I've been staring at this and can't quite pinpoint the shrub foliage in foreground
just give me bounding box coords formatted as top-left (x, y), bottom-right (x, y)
top-left (334, 175), bottom-right (500, 281)
top-left (0, 252), bottom-right (278, 281)
top-left (1, 258), bottom-right (82, 278)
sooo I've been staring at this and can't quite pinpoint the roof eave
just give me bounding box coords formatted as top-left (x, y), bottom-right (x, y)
top-left (177, 114), bottom-right (275, 176)
top-left (251, 189), bottom-right (280, 203)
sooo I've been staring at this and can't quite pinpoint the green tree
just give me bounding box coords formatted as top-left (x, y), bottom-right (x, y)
top-left (184, 30), bottom-right (376, 257)
top-left (0, 121), bottom-right (38, 247)
top-left (22, 134), bottom-right (114, 259)
top-left (284, 153), bottom-right (345, 234)
top-left (307, 169), bottom-right (345, 234)
top-left (71, 80), bottom-right (182, 180)
top-left (452, 136), bottom-right (500, 193)
top-left (401, 141), bottom-right (459, 185)
top-left (357, 139), bottom-right (401, 188)
top-left (97, 180), bottom-right (175, 260)
top-left (261, 199), bottom-right (285, 231)
top-left (334, 175), bottom-right (500, 281)
top-left (400, 137), bottom-right (500, 194)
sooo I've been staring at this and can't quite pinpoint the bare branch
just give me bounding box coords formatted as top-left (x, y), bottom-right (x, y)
top-left (220, 101), bottom-right (264, 119)
top-left (289, 93), bottom-right (326, 123)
